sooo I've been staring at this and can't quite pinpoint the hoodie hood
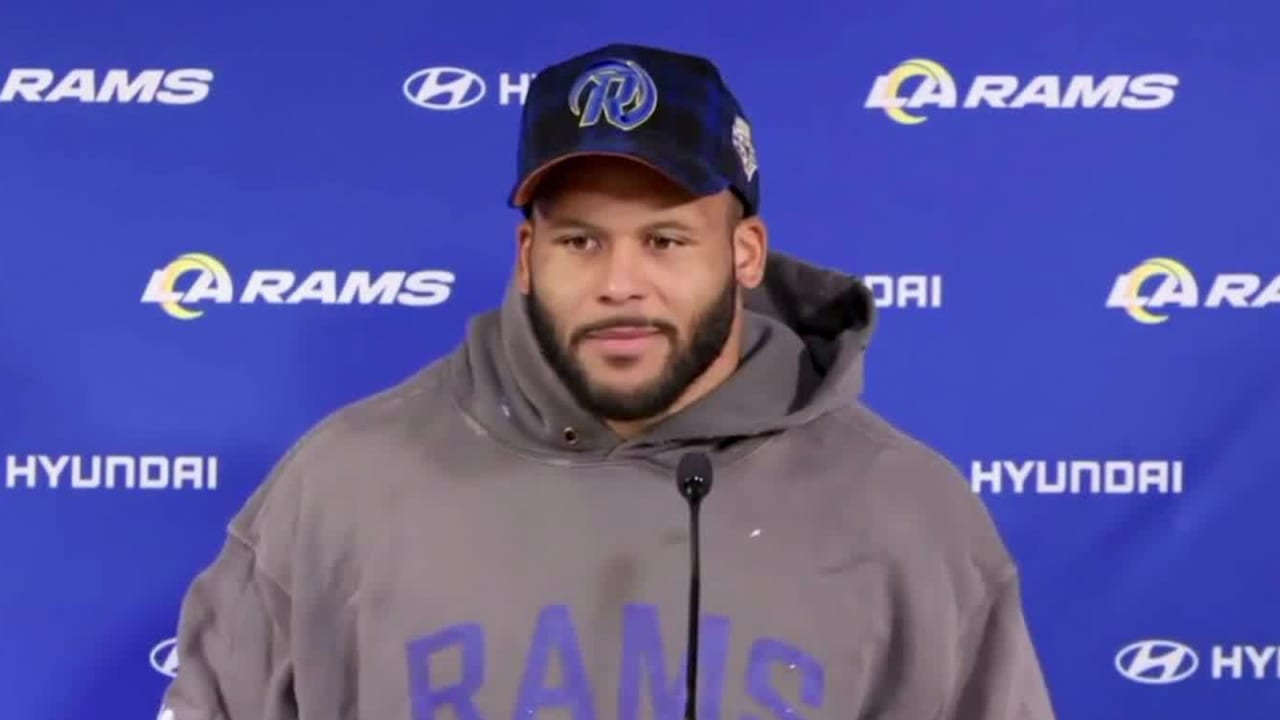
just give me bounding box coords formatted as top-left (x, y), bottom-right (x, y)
top-left (447, 251), bottom-right (877, 468)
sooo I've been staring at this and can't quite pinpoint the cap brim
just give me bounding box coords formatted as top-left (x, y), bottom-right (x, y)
top-left (508, 144), bottom-right (729, 209)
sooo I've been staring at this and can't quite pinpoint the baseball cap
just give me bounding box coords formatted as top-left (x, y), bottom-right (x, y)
top-left (508, 43), bottom-right (761, 217)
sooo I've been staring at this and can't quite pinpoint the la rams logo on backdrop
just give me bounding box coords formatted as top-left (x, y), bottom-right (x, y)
top-left (1105, 256), bottom-right (1280, 324)
top-left (1106, 257), bottom-right (1197, 325)
top-left (568, 59), bottom-right (657, 130)
top-left (142, 252), bottom-right (233, 320)
top-left (866, 57), bottom-right (1180, 125)
top-left (871, 58), bottom-right (956, 125)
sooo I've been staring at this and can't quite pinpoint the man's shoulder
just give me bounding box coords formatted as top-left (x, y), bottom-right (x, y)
top-left (287, 356), bottom-right (453, 463)
top-left (801, 400), bottom-right (967, 485)
top-left (799, 401), bottom-right (1015, 581)
top-left (226, 356), bottom-right (456, 545)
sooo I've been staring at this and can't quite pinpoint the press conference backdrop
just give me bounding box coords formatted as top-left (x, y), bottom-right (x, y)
top-left (2, 0), bottom-right (1278, 718)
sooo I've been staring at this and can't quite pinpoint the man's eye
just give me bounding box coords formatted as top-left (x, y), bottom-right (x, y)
top-left (648, 234), bottom-right (682, 249)
top-left (559, 235), bottom-right (598, 251)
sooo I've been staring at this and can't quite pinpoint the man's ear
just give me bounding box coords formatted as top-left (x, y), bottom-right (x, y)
top-left (732, 214), bottom-right (768, 289)
top-left (515, 218), bottom-right (534, 295)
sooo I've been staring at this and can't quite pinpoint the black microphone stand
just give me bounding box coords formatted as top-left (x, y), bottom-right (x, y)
top-left (676, 452), bottom-right (713, 720)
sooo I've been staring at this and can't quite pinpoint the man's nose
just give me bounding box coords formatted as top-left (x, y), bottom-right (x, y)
top-left (597, 242), bottom-right (646, 304)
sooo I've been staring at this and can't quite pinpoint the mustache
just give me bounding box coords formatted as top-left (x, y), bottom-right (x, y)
top-left (570, 316), bottom-right (677, 345)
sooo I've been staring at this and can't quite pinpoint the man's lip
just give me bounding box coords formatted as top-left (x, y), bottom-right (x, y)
top-left (585, 327), bottom-right (660, 339)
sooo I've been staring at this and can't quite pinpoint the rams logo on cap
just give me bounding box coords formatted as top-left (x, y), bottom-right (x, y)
top-left (568, 59), bottom-right (658, 131)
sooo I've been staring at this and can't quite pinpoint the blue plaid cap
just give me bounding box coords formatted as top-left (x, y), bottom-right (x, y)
top-left (508, 43), bottom-right (760, 216)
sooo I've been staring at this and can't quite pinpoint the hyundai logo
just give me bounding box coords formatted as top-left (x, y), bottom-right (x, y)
top-left (150, 637), bottom-right (179, 678)
top-left (403, 67), bottom-right (486, 110)
top-left (1115, 639), bottom-right (1198, 684)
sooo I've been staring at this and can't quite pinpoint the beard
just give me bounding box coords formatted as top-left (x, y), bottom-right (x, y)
top-left (525, 269), bottom-right (738, 423)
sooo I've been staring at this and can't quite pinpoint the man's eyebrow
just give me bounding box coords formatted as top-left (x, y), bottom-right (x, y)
top-left (641, 218), bottom-right (698, 232)
top-left (539, 214), bottom-right (608, 234)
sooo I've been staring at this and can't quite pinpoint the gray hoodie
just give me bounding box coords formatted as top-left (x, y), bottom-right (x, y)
top-left (157, 252), bottom-right (1056, 720)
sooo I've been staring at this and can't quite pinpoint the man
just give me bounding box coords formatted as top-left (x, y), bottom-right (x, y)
top-left (157, 43), bottom-right (1056, 719)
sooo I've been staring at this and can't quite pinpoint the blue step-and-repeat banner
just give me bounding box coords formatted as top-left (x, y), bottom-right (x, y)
top-left (1, 1), bottom-right (1277, 718)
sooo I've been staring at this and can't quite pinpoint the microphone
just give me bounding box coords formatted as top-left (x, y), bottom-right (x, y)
top-left (676, 451), bottom-right (714, 720)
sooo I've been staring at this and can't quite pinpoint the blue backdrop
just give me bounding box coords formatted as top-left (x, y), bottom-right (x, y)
top-left (2, 1), bottom-right (1277, 718)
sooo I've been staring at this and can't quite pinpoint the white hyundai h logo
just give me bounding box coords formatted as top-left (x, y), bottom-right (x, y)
top-left (150, 637), bottom-right (179, 678)
top-left (403, 67), bottom-right (486, 110)
top-left (1115, 639), bottom-right (1198, 684)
